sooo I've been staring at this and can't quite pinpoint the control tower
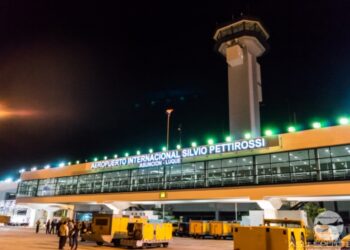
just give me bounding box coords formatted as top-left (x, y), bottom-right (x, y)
top-left (214, 17), bottom-right (269, 138)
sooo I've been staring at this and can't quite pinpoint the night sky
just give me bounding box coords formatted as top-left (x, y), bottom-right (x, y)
top-left (1, 0), bottom-right (350, 178)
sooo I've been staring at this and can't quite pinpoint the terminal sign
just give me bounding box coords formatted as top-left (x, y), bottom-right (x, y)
top-left (91, 137), bottom-right (267, 170)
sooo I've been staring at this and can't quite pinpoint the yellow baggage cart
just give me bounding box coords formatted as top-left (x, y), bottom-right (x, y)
top-left (190, 220), bottom-right (210, 239)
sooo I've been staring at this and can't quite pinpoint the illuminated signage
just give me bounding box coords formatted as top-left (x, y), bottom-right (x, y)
top-left (91, 137), bottom-right (269, 170)
top-left (159, 192), bottom-right (167, 199)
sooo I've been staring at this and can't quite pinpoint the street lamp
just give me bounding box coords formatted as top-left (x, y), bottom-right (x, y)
top-left (166, 108), bottom-right (174, 150)
top-left (164, 108), bottom-right (173, 221)
top-left (177, 123), bottom-right (182, 146)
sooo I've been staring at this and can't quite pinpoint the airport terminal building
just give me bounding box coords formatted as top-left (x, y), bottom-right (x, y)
top-left (16, 125), bottom-right (350, 223)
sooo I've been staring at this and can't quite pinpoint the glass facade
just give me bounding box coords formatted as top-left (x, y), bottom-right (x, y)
top-left (17, 144), bottom-right (350, 198)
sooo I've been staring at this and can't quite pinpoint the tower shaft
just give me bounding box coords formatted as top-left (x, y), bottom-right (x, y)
top-left (227, 45), bottom-right (262, 137)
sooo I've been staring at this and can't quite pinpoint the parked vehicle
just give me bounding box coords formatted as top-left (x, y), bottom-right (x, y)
top-left (209, 221), bottom-right (237, 239)
top-left (341, 234), bottom-right (350, 250)
top-left (189, 220), bottom-right (210, 239)
top-left (120, 222), bottom-right (172, 248)
top-left (233, 219), bottom-right (307, 250)
top-left (87, 213), bottom-right (147, 246)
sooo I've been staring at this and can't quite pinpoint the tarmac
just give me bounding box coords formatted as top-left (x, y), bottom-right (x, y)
top-left (0, 226), bottom-right (232, 250)
top-left (0, 226), bottom-right (341, 250)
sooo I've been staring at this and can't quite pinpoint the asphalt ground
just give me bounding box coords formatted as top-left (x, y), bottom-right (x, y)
top-left (0, 226), bottom-right (341, 250)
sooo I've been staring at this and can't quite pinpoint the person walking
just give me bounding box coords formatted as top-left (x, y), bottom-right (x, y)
top-left (50, 219), bottom-right (56, 234)
top-left (58, 221), bottom-right (69, 250)
top-left (35, 220), bottom-right (41, 234)
top-left (70, 223), bottom-right (79, 250)
top-left (56, 220), bottom-right (62, 236)
top-left (46, 219), bottom-right (51, 234)
top-left (68, 220), bottom-right (74, 247)
top-left (80, 222), bottom-right (86, 242)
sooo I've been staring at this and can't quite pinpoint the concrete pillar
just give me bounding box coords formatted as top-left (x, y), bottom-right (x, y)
top-left (28, 207), bottom-right (37, 227)
top-left (215, 209), bottom-right (220, 220)
top-left (66, 205), bottom-right (75, 220)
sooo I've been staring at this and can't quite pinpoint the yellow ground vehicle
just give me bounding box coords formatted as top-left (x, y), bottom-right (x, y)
top-left (88, 214), bottom-right (147, 246)
top-left (209, 221), bottom-right (235, 239)
top-left (120, 222), bottom-right (172, 248)
top-left (233, 219), bottom-right (307, 250)
top-left (341, 234), bottom-right (350, 249)
top-left (189, 220), bottom-right (210, 238)
top-left (0, 215), bottom-right (10, 224)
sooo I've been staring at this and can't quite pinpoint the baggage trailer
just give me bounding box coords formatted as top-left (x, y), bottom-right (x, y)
top-left (120, 222), bottom-right (172, 248)
top-left (189, 220), bottom-right (210, 239)
top-left (233, 219), bottom-right (307, 250)
top-left (209, 221), bottom-right (237, 239)
top-left (89, 214), bottom-right (147, 246)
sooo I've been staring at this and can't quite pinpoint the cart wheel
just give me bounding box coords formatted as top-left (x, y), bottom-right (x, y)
top-left (96, 241), bottom-right (104, 246)
top-left (113, 239), bottom-right (120, 246)
top-left (162, 243), bottom-right (169, 248)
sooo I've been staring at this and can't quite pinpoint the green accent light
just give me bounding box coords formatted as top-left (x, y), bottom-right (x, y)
top-left (288, 126), bottom-right (296, 132)
top-left (339, 117), bottom-right (349, 125)
top-left (312, 122), bottom-right (322, 129)
top-left (191, 142), bottom-right (197, 147)
top-left (125, 153), bottom-right (129, 157)
top-left (264, 130), bottom-right (273, 136)
top-left (76, 160), bottom-right (80, 164)
top-left (225, 136), bottom-right (232, 142)
top-left (104, 156), bottom-right (108, 160)
top-left (93, 157), bottom-right (98, 162)
top-left (114, 154), bottom-right (118, 158)
top-left (162, 147), bottom-right (167, 152)
top-left (176, 144), bottom-right (181, 150)
top-left (68, 162), bottom-right (71, 165)
top-left (136, 150), bottom-right (141, 155)
top-left (4, 178), bottom-right (13, 183)
top-left (244, 133), bottom-right (251, 139)
top-left (149, 149), bottom-right (153, 153)
top-left (207, 139), bottom-right (214, 145)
